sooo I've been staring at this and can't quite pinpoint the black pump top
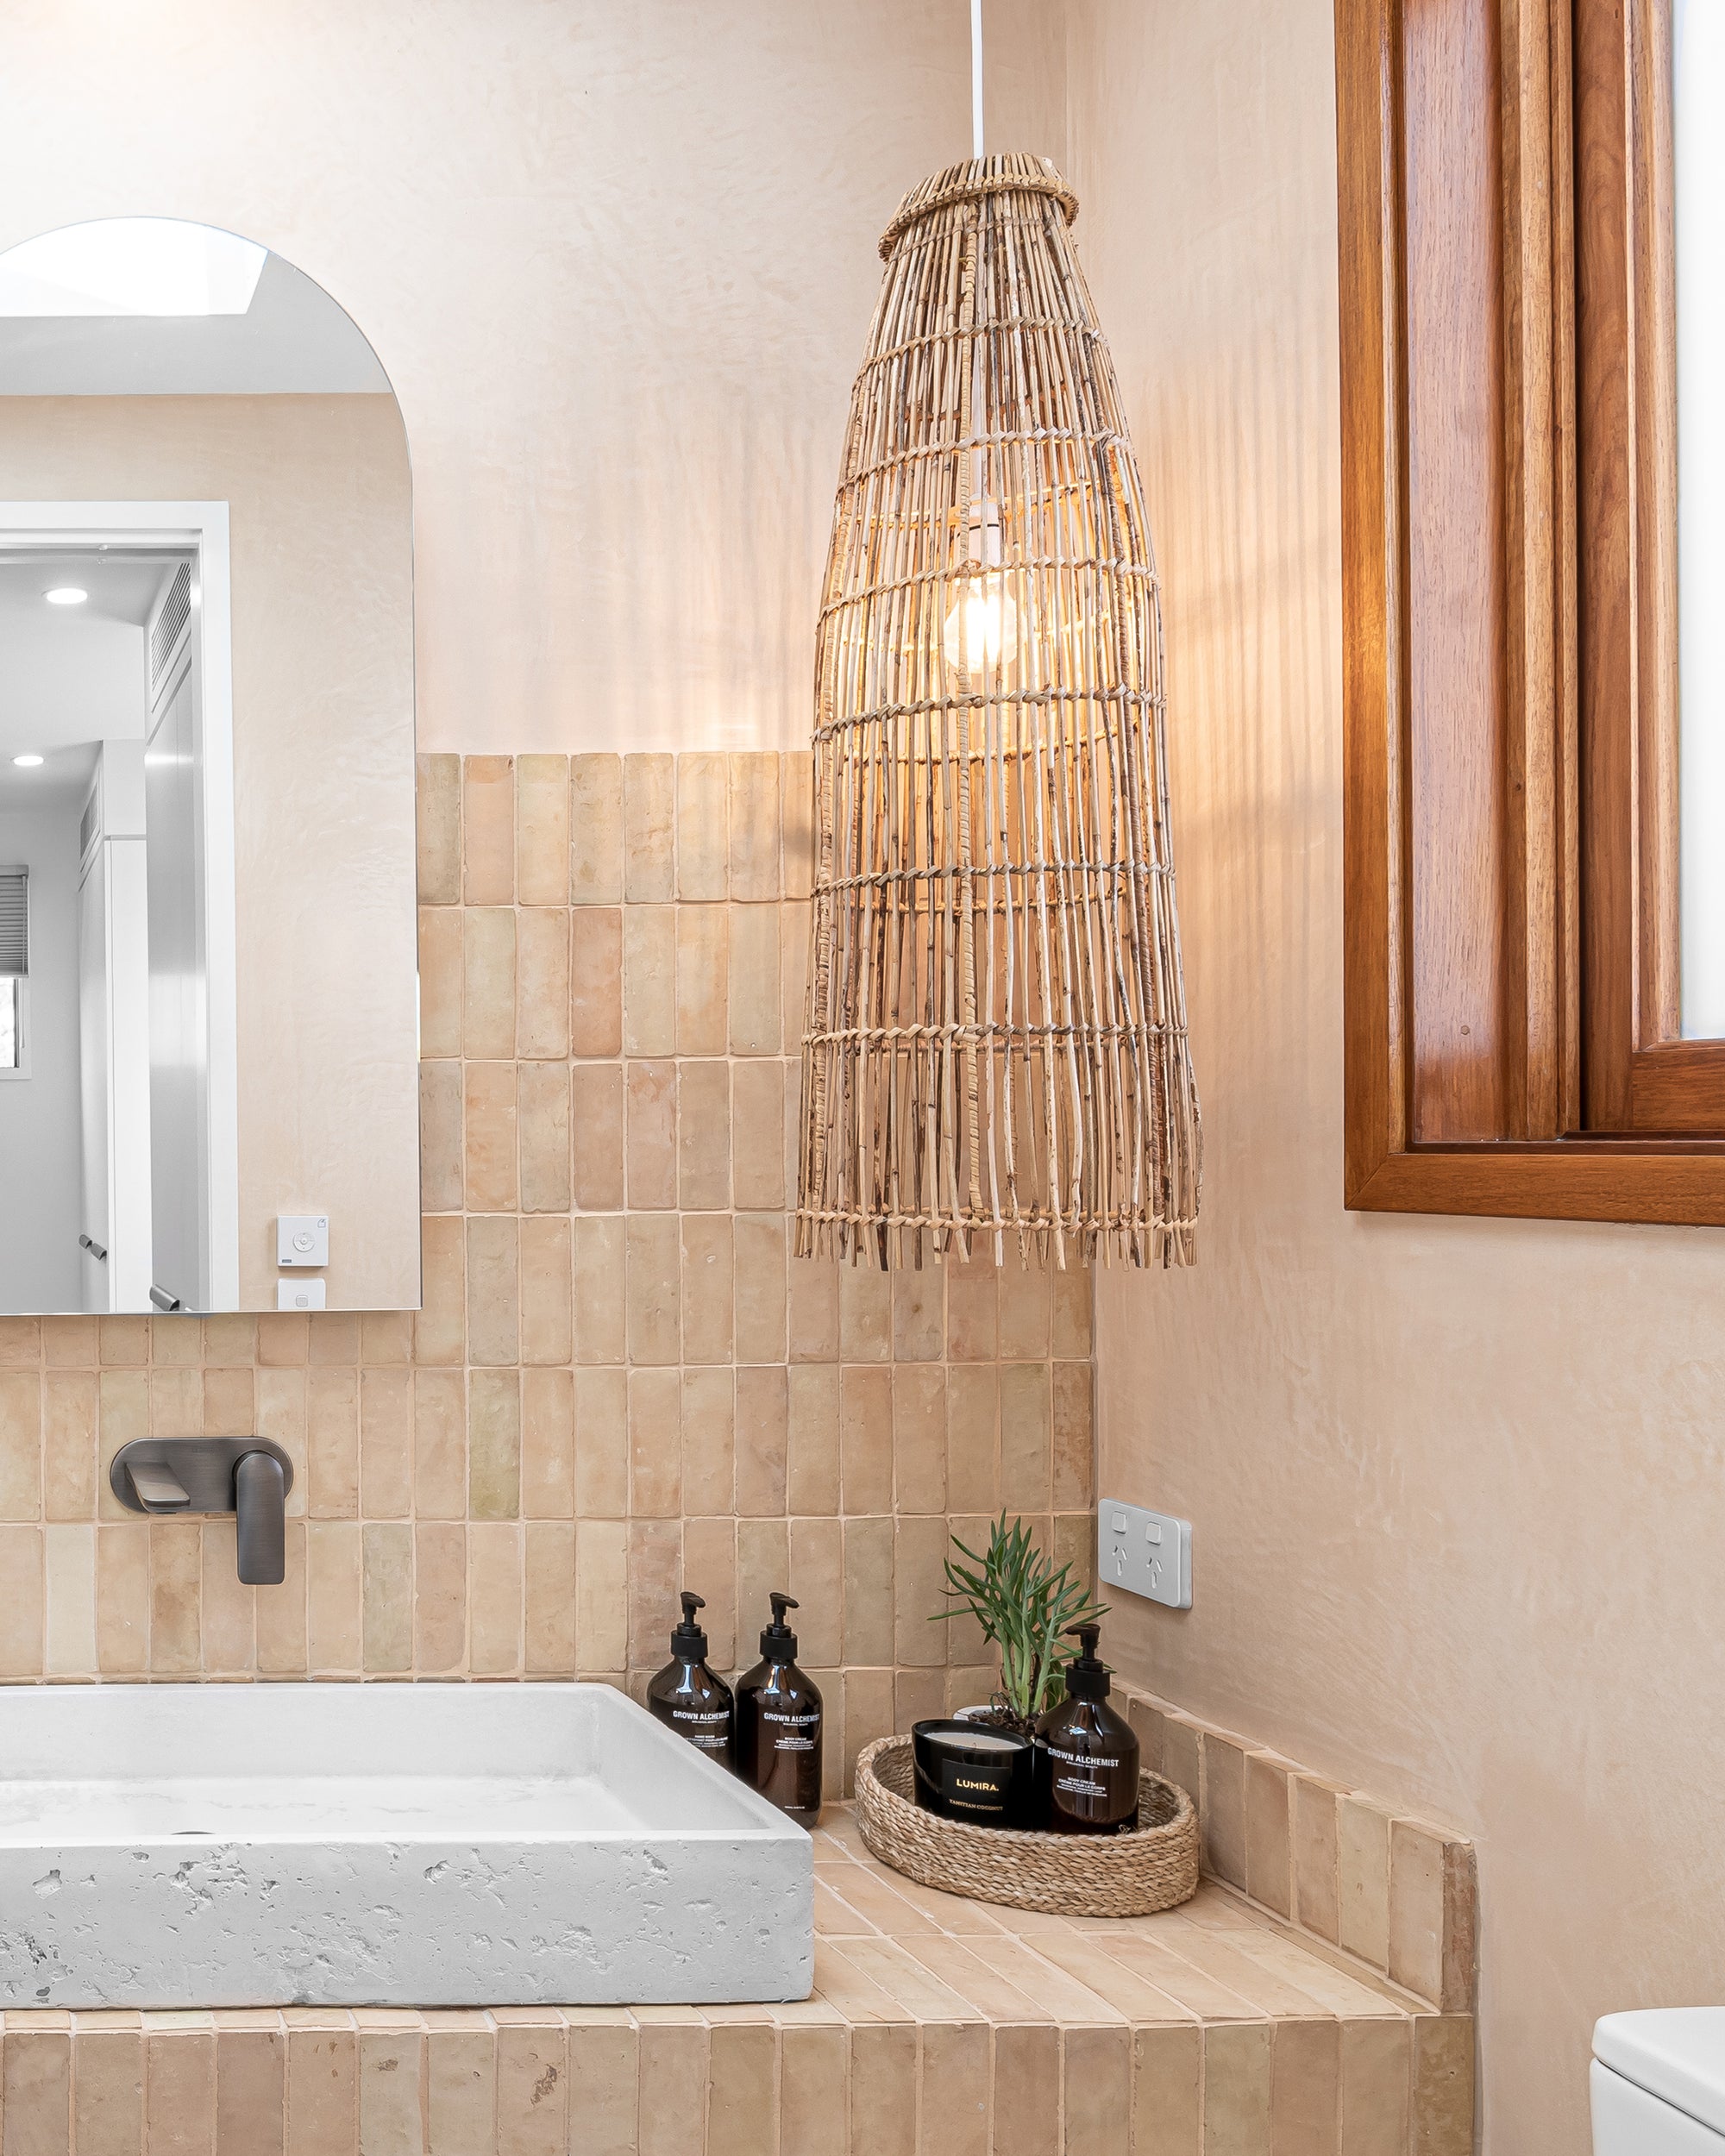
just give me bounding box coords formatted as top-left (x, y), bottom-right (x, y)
top-left (1063, 1620), bottom-right (1113, 1702)
top-left (759, 1591), bottom-right (800, 1660)
top-left (670, 1590), bottom-right (710, 1660)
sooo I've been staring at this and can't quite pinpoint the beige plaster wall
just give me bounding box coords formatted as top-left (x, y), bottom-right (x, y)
top-left (1070, 5), bottom-right (1725, 2153)
top-left (0, 395), bottom-right (418, 1307)
top-left (0, 0), bottom-right (1064, 758)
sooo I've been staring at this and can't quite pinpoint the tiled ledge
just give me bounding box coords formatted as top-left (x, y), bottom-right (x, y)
top-left (1117, 1683), bottom-right (1478, 2018)
top-left (0, 1809), bottom-right (1472, 2155)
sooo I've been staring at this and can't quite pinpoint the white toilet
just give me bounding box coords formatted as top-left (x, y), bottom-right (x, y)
top-left (1594, 2011), bottom-right (1725, 2151)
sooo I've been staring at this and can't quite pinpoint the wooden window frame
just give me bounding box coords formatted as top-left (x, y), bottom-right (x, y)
top-left (1338, 0), bottom-right (1725, 1225)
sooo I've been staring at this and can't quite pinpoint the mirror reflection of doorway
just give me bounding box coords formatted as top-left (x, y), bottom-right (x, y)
top-left (0, 530), bottom-right (233, 1313)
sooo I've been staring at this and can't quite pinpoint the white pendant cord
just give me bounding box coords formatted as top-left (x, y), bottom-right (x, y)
top-left (971, 0), bottom-right (985, 159)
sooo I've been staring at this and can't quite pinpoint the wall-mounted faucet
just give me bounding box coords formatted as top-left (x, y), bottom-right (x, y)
top-left (110, 1437), bottom-right (293, 1585)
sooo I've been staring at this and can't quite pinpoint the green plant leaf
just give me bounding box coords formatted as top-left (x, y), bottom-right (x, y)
top-left (930, 1511), bottom-right (1111, 1723)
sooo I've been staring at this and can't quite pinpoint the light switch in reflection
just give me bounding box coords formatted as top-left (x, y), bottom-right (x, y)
top-left (1098, 1498), bottom-right (1192, 1609)
top-left (277, 1279), bottom-right (326, 1311)
top-left (276, 1215), bottom-right (329, 1267)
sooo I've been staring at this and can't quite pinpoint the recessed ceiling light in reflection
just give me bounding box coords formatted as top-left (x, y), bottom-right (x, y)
top-left (11, 755), bottom-right (44, 768)
top-left (44, 587), bottom-right (87, 606)
top-left (0, 219), bottom-right (267, 318)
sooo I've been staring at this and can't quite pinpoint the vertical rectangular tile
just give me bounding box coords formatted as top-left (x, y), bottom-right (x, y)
top-left (730, 751), bottom-right (783, 901)
top-left (145, 2026), bottom-right (216, 2156)
top-left (4, 2028), bottom-right (72, 2153)
top-left (637, 2014), bottom-right (708, 2156)
top-left (677, 753), bottom-right (731, 900)
top-left (624, 907), bottom-right (677, 1057)
top-left (417, 753), bottom-right (461, 905)
top-left (1202, 2021), bottom-right (1273, 2154)
top-left (1062, 2026), bottom-right (1131, 2156)
top-left (414, 1524), bottom-right (467, 1674)
top-left (519, 1216), bottom-right (574, 1366)
top-left (848, 2023), bottom-right (915, 2156)
top-left (1271, 2020), bottom-right (1340, 2156)
top-left (626, 1060), bottom-right (679, 1210)
top-left (990, 2024), bottom-right (1058, 2156)
top-left (681, 1368), bottom-right (737, 1519)
top-left (624, 754), bottom-right (677, 903)
top-left (524, 1520), bottom-right (577, 1674)
top-left (629, 1367), bottom-right (684, 1518)
top-left (43, 1522), bottom-right (96, 1677)
top-left (284, 2018), bottom-right (356, 2156)
top-left (216, 2021), bottom-right (285, 2156)
top-left (779, 2023), bottom-right (847, 2156)
top-left (425, 2019), bottom-right (496, 2156)
top-left (676, 905), bottom-right (730, 1057)
top-left (571, 754), bottom-right (624, 905)
top-left (521, 1367), bottom-right (575, 1518)
top-left (678, 1062), bottom-right (731, 1211)
top-left (1412, 2018), bottom-right (1474, 2156)
top-left (76, 2021), bottom-right (145, 2156)
top-left (358, 2023), bottom-right (424, 2156)
top-left (1389, 1821), bottom-right (1447, 2007)
top-left (463, 755), bottom-right (515, 904)
top-left (517, 754), bottom-right (571, 906)
top-left (565, 2015), bottom-right (637, 2156)
top-left (1339, 2018), bottom-right (1409, 2156)
top-left (469, 1522), bottom-right (524, 1675)
top-left (729, 906), bottom-right (781, 1054)
top-left (1132, 2023), bottom-right (1201, 2156)
top-left (707, 2022), bottom-right (779, 2156)
top-left (1337, 1796), bottom-right (1393, 1971)
top-left (1245, 1753), bottom-right (1294, 1919)
top-left (1201, 1733), bottom-right (1249, 1890)
top-left (917, 2021), bottom-right (987, 2156)
top-left (1292, 1777), bottom-right (1343, 1945)
top-left (495, 2016), bottom-right (568, 2156)
top-left (463, 907), bottom-right (517, 1061)
top-left (570, 907), bottom-right (624, 1056)
top-left (517, 910), bottom-right (572, 1060)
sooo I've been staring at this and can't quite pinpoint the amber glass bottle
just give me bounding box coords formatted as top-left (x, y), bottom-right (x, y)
top-left (1035, 1621), bottom-right (1141, 1834)
top-left (734, 1593), bottom-right (823, 1827)
top-left (646, 1591), bottom-right (735, 1769)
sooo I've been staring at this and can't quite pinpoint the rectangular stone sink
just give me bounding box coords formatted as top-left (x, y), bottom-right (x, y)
top-left (0, 1683), bottom-right (812, 2009)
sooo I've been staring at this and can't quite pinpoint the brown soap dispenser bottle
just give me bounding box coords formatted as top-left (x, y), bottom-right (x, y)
top-left (1037, 1621), bottom-right (1141, 1835)
top-left (735, 1593), bottom-right (823, 1827)
top-left (647, 1592), bottom-right (736, 1769)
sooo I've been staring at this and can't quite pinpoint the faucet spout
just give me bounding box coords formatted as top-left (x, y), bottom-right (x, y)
top-left (235, 1451), bottom-right (286, 1586)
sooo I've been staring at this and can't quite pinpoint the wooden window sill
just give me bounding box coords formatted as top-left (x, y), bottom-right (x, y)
top-left (1348, 1143), bottom-right (1725, 1227)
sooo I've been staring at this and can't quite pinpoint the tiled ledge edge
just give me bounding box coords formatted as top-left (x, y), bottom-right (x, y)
top-left (1117, 1683), bottom-right (1478, 2016)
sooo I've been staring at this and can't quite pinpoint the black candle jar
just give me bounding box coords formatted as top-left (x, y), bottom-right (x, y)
top-left (911, 1718), bottom-right (1041, 1831)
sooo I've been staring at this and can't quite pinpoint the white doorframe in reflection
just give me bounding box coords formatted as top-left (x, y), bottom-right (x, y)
top-left (0, 501), bottom-right (238, 1311)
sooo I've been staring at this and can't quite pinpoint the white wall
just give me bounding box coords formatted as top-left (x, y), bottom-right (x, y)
top-left (0, 0), bottom-right (1067, 756)
top-left (0, 800), bottom-right (83, 1310)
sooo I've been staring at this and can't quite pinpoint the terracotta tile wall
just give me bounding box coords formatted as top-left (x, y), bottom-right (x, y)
top-left (0, 753), bottom-right (1095, 1793)
top-left (1118, 1683), bottom-right (1479, 2016)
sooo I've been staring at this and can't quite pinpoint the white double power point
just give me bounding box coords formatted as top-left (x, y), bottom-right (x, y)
top-left (1097, 1498), bottom-right (1192, 1609)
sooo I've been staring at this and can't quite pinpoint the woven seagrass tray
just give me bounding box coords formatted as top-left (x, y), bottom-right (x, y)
top-left (854, 1733), bottom-right (1200, 1918)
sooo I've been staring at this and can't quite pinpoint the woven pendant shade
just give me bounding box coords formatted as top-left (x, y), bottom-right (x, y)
top-left (795, 154), bottom-right (1201, 1269)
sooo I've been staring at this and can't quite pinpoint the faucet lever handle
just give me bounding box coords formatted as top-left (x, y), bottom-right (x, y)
top-left (235, 1451), bottom-right (287, 1587)
top-left (128, 1462), bottom-right (191, 1512)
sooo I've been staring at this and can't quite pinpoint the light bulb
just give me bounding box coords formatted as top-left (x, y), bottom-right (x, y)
top-left (45, 586), bottom-right (87, 606)
top-left (943, 573), bottom-right (1018, 678)
top-left (11, 754), bottom-right (43, 768)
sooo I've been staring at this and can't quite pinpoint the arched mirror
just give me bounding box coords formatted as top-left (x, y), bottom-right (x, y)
top-left (0, 219), bottom-right (418, 1314)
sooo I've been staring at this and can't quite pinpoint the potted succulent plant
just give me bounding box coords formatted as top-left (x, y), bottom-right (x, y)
top-left (909, 1514), bottom-right (1108, 1831)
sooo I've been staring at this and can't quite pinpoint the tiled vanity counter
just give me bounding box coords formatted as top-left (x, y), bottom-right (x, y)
top-left (0, 1808), bottom-right (1472, 2155)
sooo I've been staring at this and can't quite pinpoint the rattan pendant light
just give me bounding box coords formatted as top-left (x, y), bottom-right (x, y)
top-left (795, 23), bottom-right (1201, 1271)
